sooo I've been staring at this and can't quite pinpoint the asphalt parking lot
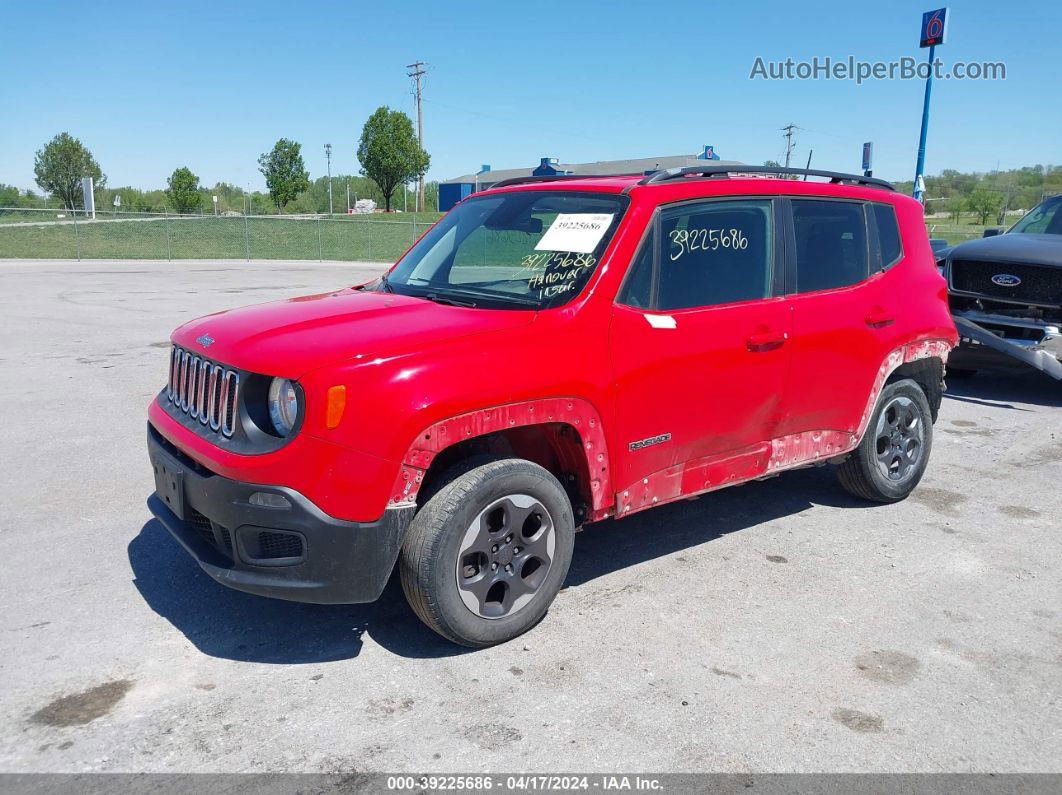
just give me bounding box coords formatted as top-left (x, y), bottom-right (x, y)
top-left (1, 258), bottom-right (1059, 774)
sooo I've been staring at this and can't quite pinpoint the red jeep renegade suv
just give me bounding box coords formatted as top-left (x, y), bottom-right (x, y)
top-left (148, 166), bottom-right (958, 647)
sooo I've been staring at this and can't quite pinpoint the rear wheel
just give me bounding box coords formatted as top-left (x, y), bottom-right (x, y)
top-left (836, 378), bottom-right (933, 503)
top-left (399, 458), bottom-right (575, 647)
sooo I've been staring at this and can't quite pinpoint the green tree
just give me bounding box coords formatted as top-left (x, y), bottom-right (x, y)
top-left (946, 197), bottom-right (964, 224)
top-left (0, 184), bottom-right (20, 206)
top-left (258, 138), bottom-right (310, 211)
top-left (357, 106), bottom-right (430, 212)
top-left (167, 167), bottom-right (202, 214)
top-left (966, 189), bottom-right (1000, 225)
top-left (33, 132), bottom-right (106, 211)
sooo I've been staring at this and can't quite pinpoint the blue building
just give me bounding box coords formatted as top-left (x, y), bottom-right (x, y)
top-left (438, 148), bottom-right (736, 211)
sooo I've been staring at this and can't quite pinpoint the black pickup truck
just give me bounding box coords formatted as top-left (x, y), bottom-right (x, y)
top-left (939, 194), bottom-right (1062, 380)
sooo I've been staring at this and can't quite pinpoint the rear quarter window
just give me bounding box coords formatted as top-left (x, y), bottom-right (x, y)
top-left (871, 203), bottom-right (903, 269)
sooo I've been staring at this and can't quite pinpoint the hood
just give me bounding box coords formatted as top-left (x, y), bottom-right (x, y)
top-left (172, 288), bottom-right (535, 378)
top-left (948, 233), bottom-right (1062, 267)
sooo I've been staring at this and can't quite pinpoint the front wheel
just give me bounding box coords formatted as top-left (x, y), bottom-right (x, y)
top-left (399, 458), bottom-right (575, 647)
top-left (835, 378), bottom-right (934, 503)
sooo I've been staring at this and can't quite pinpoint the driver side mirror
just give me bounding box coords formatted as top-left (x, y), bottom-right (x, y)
top-left (982, 228), bottom-right (1002, 238)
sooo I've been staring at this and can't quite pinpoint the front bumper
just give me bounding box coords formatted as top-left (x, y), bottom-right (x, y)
top-left (147, 424), bottom-right (415, 604)
top-left (949, 311), bottom-right (1062, 380)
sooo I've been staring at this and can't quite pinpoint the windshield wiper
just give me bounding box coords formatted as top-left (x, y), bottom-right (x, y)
top-left (423, 292), bottom-right (477, 308)
top-left (433, 286), bottom-right (541, 307)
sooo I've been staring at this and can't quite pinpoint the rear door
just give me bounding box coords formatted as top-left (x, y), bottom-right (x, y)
top-left (609, 198), bottom-right (791, 498)
top-left (780, 198), bottom-right (894, 436)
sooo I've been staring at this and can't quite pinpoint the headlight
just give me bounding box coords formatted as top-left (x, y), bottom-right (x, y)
top-left (267, 377), bottom-right (299, 436)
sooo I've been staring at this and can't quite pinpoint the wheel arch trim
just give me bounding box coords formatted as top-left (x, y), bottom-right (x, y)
top-left (389, 397), bottom-right (613, 517)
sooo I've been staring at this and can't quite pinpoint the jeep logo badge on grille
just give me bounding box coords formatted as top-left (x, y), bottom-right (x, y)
top-left (990, 273), bottom-right (1022, 287)
top-left (196, 334), bottom-right (215, 347)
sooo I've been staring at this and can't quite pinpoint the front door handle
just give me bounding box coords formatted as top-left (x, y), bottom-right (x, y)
top-left (865, 309), bottom-right (896, 328)
top-left (746, 331), bottom-right (787, 352)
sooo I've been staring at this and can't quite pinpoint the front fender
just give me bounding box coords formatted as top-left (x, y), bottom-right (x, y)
top-left (387, 397), bottom-right (614, 516)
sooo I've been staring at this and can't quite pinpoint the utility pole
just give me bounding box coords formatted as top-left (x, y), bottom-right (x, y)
top-left (781, 123), bottom-right (798, 175)
top-left (324, 143), bottom-right (333, 215)
top-left (406, 60), bottom-right (426, 212)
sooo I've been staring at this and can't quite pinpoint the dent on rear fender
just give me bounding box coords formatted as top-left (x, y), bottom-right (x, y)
top-left (387, 397), bottom-right (613, 515)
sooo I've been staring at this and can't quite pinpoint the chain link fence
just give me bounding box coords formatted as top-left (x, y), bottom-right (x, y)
top-left (0, 208), bottom-right (438, 262)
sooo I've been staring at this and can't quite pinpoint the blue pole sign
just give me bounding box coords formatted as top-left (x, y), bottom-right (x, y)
top-left (920, 8), bottom-right (948, 47)
top-left (862, 142), bottom-right (873, 174)
top-left (913, 8), bottom-right (948, 202)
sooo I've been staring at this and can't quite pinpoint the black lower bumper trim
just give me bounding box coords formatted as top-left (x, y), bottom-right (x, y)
top-left (147, 424), bottom-right (415, 604)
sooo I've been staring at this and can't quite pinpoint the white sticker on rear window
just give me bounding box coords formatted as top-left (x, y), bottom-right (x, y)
top-left (535, 213), bottom-right (615, 254)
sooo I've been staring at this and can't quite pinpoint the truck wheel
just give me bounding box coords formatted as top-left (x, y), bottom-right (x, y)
top-left (399, 458), bottom-right (575, 647)
top-left (835, 378), bottom-right (933, 503)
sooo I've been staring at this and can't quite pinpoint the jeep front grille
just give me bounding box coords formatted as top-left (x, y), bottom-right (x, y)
top-left (167, 346), bottom-right (240, 437)
top-left (951, 259), bottom-right (1062, 306)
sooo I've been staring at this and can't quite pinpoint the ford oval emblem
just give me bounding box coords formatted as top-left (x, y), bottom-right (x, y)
top-left (196, 334), bottom-right (215, 348)
top-left (991, 273), bottom-right (1022, 287)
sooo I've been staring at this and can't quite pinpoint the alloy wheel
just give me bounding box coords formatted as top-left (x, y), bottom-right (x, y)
top-left (455, 494), bottom-right (556, 619)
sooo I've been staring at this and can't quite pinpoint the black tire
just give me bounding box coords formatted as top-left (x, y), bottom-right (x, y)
top-left (945, 367), bottom-right (978, 379)
top-left (835, 378), bottom-right (934, 503)
top-left (399, 458), bottom-right (575, 647)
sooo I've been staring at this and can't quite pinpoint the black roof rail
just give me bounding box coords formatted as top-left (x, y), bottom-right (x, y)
top-left (487, 173), bottom-right (642, 189)
top-left (635, 165), bottom-right (895, 191)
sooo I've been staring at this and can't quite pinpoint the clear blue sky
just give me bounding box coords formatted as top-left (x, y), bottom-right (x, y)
top-left (2, 0), bottom-right (1058, 193)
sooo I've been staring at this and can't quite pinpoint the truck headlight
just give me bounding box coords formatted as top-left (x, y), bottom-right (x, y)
top-left (267, 378), bottom-right (299, 436)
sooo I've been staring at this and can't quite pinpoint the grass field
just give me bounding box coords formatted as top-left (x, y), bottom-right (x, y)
top-left (0, 213), bottom-right (444, 262)
top-left (925, 213), bottom-right (999, 245)
top-left (0, 207), bottom-right (997, 260)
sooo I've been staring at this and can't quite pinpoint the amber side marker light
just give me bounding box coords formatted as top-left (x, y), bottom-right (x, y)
top-left (325, 385), bottom-right (347, 429)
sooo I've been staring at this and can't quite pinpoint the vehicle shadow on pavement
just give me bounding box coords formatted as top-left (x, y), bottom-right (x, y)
top-left (567, 466), bottom-right (868, 587)
top-left (943, 371), bottom-right (1062, 409)
top-left (128, 520), bottom-right (470, 663)
top-left (129, 468), bottom-right (869, 663)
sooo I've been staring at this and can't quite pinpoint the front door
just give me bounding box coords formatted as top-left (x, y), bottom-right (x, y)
top-left (609, 198), bottom-right (791, 512)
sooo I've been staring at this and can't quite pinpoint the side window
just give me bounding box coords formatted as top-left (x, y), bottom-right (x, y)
top-left (871, 203), bottom-right (903, 269)
top-left (791, 200), bottom-right (869, 293)
top-left (618, 229), bottom-right (654, 309)
top-left (656, 200), bottom-right (773, 310)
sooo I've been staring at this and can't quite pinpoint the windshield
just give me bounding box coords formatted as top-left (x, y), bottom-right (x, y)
top-left (1009, 196), bottom-right (1062, 235)
top-left (382, 191), bottom-right (629, 309)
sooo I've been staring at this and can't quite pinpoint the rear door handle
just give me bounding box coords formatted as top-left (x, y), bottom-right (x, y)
top-left (865, 310), bottom-right (896, 328)
top-left (746, 331), bottom-right (787, 352)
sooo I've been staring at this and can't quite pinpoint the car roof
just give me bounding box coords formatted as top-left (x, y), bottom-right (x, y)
top-left (479, 168), bottom-right (905, 206)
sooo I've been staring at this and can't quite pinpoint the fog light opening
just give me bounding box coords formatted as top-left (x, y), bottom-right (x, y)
top-left (249, 492), bottom-right (291, 509)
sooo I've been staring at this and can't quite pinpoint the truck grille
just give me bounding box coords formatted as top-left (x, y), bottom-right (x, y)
top-left (951, 259), bottom-right (1062, 306)
top-left (167, 346), bottom-right (240, 437)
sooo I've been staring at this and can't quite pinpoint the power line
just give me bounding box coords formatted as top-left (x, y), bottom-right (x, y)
top-left (403, 61), bottom-right (424, 211)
